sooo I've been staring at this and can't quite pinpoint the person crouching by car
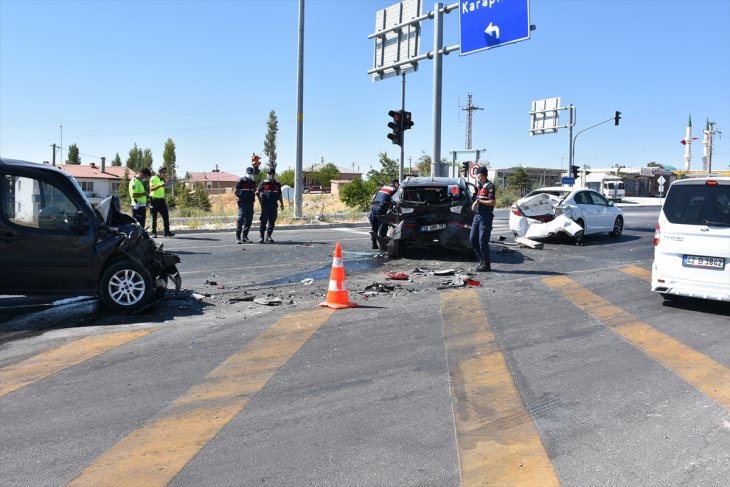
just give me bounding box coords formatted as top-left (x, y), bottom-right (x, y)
top-left (368, 178), bottom-right (399, 249)
top-left (129, 167), bottom-right (151, 228)
top-left (256, 168), bottom-right (284, 243)
top-left (470, 166), bottom-right (496, 272)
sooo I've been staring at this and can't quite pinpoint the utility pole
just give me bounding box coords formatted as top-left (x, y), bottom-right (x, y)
top-left (294, 0), bottom-right (305, 218)
top-left (703, 119), bottom-right (720, 173)
top-left (461, 92), bottom-right (483, 150)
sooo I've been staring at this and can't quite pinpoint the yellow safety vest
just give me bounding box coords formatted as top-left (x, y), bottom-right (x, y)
top-left (150, 175), bottom-right (165, 198)
top-left (129, 177), bottom-right (147, 205)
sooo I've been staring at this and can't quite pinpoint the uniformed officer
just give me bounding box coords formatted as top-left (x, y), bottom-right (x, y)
top-left (368, 178), bottom-right (399, 249)
top-left (129, 168), bottom-right (151, 227)
top-left (256, 168), bottom-right (284, 243)
top-left (149, 167), bottom-right (174, 238)
top-left (234, 167), bottom-right (257, 243)
top-left (470, 166), bottom-right (496, 272)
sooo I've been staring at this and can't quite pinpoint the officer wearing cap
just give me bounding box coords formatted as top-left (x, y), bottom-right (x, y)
top-left (256, 168), bottom-right (284, 243)
top-left (368, 177), bottom-right (400, 249)
top-left (234, 166), bottom-right (257, 243)
top-left (470, 166), bottom-right (496, 272)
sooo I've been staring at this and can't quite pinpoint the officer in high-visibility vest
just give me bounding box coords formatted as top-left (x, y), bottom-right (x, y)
top-left (368, 178), bottom-right (399, 249)
top-left (129, 168), bottom-right (151, 227)
top-left (149, 167), bottom-right (174, 238)
top-left (470, 166), bottom-right (496, 272)
top-left (256, 168), bottom-right (284, 243)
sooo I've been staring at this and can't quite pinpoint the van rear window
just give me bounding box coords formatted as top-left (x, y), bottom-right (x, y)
top-left (663, 185), bottom-right (730, 225)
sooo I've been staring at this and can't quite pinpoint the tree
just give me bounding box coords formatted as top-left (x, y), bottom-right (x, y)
top-left (163, 138), bottom-right (178, 208)
top-left (264, 110), bottom-right (278, 172)
top-left (117, 168), bottom-right (131, 210)
top-left (278, 168), bottom-right (295, 187)
top-left (112, 153), bottom-right (122, 167)
top-left (175, 182), bottom-right (193, 209)
top-left (313, 163), bottom-right (340, 186)
top-left (191, 183), bottom-right (211, 211)
top-left (366, 152), bottom-right (399, 184)
top-left (647, 161), bottom-right (663, 168)
top-left (126, 144), bottom-right (143, 171)
top-left (67, 144), bottom-right (81, 164)
top-left (415, 152), bottom-right (432, 176)
top-left (163, 138), bottom-right (177, 178)
top-left (339, 176), bottom-right (378, 211)
top-left (142, 148), bottom-right (153, 170)
top-left (507, 166), bottom-right (531, 195)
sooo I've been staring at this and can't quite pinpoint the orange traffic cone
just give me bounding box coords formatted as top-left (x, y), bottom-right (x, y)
top-left (319, 242), bottom-right (358, 309)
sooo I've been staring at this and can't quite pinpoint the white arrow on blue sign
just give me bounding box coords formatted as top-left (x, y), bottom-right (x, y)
top-left (459, 0), bottom-right (531, 56)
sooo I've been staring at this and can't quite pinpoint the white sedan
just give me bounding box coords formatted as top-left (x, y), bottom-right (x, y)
top-left (509, 187), bottom-right (625, 244)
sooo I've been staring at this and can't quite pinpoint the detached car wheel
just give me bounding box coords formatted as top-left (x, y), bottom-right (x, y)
top-left (99, 260), bottom-right (153, 312)
top-left (609, 216), bottom-right (623, 238)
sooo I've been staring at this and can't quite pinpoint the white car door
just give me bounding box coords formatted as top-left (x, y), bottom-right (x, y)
top-left (573, 191), bottom-right (601, 233)
top-left (587, 191), bottom-right (614, 231)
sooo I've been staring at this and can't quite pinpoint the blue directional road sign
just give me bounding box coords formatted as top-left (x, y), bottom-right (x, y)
top-left (561, 176), bottom-right (575, 186)
top-left (460, 0), bottom-right (530, 56)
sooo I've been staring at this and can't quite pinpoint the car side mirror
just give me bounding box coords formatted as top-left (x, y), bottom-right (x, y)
top-left (75, 211), bottom-right (90, 234)
top-left (607, 201), bottom-right (615, 207)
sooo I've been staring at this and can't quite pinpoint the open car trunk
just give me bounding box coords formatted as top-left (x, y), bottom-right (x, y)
top-left (514, 193), bottom-right (583, 239)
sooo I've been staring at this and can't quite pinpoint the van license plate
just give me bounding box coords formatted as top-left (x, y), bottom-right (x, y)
top-left (420, 223), bottom-right (447, 232)
top-left (683, 255), bottom-right (725, 269)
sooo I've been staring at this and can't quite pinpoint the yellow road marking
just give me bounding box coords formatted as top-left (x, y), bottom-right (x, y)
top-left (66, 308), bottom-right (334, 487)
top-left (619, 265), bottom-right (652, 281)
top-left (441, 289), bottom-right (560, 487)
top-left (0, 328), bottom-right (156, 397)
top-left (543, 276), bottom-right (730, 410)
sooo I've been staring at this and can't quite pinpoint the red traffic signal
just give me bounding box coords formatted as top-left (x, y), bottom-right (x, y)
top-left (402, 111), bottom-right (414, 130)
top-left (387, 110), bottom-right (403, 146)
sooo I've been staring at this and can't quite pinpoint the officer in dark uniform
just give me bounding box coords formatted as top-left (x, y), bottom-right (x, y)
top-left (470, 166), bottom-right (496, 272)
top-left (367, 178), bottom-right (399, 249)
top-left (234, 167), bottom-right (257, 243)
top-left (256, 168), bottom-right (284, 243)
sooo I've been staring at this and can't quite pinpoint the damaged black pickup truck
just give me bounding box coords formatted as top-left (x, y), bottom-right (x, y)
top-left (0, 157), bottom-right (181, 313)
top-left (379, 176), bottom-right (476, 258)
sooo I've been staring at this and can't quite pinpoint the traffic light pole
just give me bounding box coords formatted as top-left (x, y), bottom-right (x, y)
top-left (400, 72), bottom-right (406, 182)
top-left (571, 115), bottom-right (619, 186)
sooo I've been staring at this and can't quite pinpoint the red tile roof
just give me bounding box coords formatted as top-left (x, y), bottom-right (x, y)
top-left (58, 164), bottom-right (134, 180)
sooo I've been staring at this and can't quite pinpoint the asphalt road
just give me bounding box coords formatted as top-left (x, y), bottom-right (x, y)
top-left (1, 207), bottom-right (729, 487)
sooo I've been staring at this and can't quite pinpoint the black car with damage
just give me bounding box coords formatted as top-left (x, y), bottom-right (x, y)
top-left (0, 157), bottom-right (181, 313)
top-left (378, 176), bottom-right (476, 258)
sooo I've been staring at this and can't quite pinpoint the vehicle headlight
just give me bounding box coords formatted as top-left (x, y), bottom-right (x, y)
top-left (400, 207), bottom-right (414, 214)
top-left (450, 206), bottom-right (462, 214)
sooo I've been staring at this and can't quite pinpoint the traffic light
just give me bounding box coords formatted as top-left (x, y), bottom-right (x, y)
top-left (571, 165), bottom-right (579, 178)
top-left (387, 109), bottom-right (403, 146)
top-left (402, 111), bottom-right (414, 131)
top-left (462, 161), bottom-right (469, 177)
top-left (614, 111), bottom-right (621, 126)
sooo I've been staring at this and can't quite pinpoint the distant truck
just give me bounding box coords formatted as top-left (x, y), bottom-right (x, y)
top-left (584, 175), bottom-right (625, 202)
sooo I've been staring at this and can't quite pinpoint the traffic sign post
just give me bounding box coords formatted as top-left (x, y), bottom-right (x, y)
top-left (459, 0), bottom-right (531, 56)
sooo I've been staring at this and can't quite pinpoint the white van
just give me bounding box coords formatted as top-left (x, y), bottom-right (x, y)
top-left (651, 176), bottom-right (730, 301)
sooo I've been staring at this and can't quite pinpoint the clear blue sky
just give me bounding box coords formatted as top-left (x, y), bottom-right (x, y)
top-left (1, 0), bottom-right (728, 178)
